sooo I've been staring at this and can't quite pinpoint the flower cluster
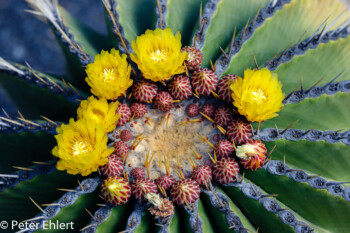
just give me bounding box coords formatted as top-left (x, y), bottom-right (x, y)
top-left (52, 28), bottom-right (285, 216)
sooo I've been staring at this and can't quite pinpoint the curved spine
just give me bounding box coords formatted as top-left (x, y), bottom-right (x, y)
top-left (215, 0), bottom-right (291, 77)
top-left (0, 162), bottom-right (56, 192)
top-left (0, 57), bottom-right (81, 103)
top-left (264, 160), bottom-right (350, 202)
top-left (26, 0), bottom-right (92, 65)
top-left (0, 117), bottom-right (58, 135)
top-left (80, 205), bottom-right (113, 232)
top-left (157, 213), bottom-right (173, 233)
top-left (284, 78), bottom-right (350, 104)
top-left (156, 0), bottom-right (168, 29)
top-left (201, 188), bottom-right (248, 232)
top-left (265, 24), bottom-right (350, 70)
top-left (124, 202), bottom-right (146, 232)
top-left (181, 200), bottom-right (204, 233)
top-left (257, 128), bottom-right (350, 145)
top-left (192, 0), bottom-right (221, 49)
top-left (102, 0), bottom-right (132, 55)
top-left (23, 177), bottom-right (102, 233)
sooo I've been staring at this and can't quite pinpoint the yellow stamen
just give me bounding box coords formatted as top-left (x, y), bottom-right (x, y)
top-left (102, 68), bottom-right (116, 82)
top-left (251, 89), bottom-right (267, 104)
top-left (72, 141), bottom-right (91, 156)
top-left (150, 49), bottom-right (167, 62)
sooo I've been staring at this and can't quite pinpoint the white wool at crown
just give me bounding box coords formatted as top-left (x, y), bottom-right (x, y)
top-left (108, 99), bottom-right (221, 180)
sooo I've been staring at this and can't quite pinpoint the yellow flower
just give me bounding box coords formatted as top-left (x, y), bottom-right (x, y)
top-left (77, 96), bottom-right (120, 133)
top-left (52, 118), bottom-right (113, 176)
top-left (230, 68), bottom-right (285, 122)
top-left (130, 28), bottom-right (187, 82)
top-left (85, 49), bottom-right (132, 100)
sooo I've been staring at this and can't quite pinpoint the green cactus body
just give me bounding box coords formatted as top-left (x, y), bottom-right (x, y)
top-left (0, 0), bottom-right (349, 233)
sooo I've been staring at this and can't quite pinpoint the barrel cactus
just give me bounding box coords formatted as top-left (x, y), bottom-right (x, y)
top-left (0, 0), bottom-right (349, 232)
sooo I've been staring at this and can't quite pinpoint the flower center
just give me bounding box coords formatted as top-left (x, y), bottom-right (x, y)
top-left (102, 68), bottom-right (116, 82)
top-left (251, 89), bottom-right (267, 104)
top-left (150, 50), bottom-right (167, 62)
top-left (72, 141), bottom-right (91, 156)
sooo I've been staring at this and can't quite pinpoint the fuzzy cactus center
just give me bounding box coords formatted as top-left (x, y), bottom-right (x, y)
top-left (110, 101), bottom-right (219, 179)
top-left (150, 49), bottom-right (167, 62)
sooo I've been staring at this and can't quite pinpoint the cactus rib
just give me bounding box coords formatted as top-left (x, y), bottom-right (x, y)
top-left (0, 117), bottom-right (58, 135)
top-left (80, 205), bottom-right (111, 233)
top-left (102, 0), bottom-right (132, 55)
top-left (201, 188), bottom-right (248, 232)
top-left (155, 0), bottom-right (168, 29)
top-left (192, 0), bottom-right (220, 50)
top-left (264, 160), bottom-right (350, 201)
top-left (125, 202), bottom-right (149, 233)
top-left (257, 127), bottom-right (350, 145)
top-left (181, 200), bottom-right (204, 233)
top-left (156, 214), bottom-right (174, 233)
top-left (284, 77), bottom-right (350, 105)
top-left (221, 174), bottom-right (312, 232)
top-left (26, 177), bottom-right (101, 232)
top-left (266, 25), bottom-right (350, 71)
top-left (0, 58), bottom-right (81, 103)
top-left (215, 0), bottom-right (291, 77)
top-left (26, 0), bottom-right (93, 65)
top-left (0, 162), bottom-right (56, 192)
top-left (245, 168), bottom-right (350, 231)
